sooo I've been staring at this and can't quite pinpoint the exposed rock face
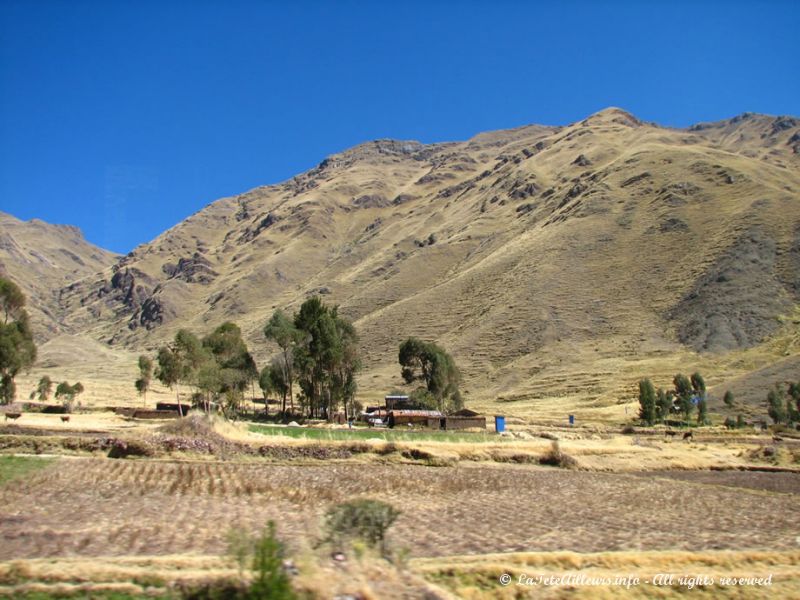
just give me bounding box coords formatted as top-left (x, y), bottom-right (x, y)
top-left (668, 229), bottom-right (793, 352)
top-left (237, 213), bottom-right (279, 243)
top-left (99, 267), bottom-right (155, 309)
top-left (131, 295), bottom-right (173, 330)
top-left (162, 253), bottom-right (218, 284)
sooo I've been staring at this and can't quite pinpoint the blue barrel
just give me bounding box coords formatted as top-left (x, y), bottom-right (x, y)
top-left (569, 414), bottom-right (575, 426)
top-left (494, 415), bottom-right (506, 433)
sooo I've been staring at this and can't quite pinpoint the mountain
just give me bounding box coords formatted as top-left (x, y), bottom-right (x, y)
top-left (0, 212), bottom-right (119, 339)
top-left (9, 108), bottom-right (800, 417)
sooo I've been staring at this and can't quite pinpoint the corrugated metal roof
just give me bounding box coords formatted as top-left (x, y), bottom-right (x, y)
top-left (389, 410), bottom-right (443, 417)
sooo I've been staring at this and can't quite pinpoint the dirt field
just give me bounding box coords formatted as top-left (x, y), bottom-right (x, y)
top-left (2, 458), bottom-right (799, 562)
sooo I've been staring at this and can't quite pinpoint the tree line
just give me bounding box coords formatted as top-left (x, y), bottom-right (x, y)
top-left (145, 296), bottom-right (362, 420)
top-left (637, 372), bottom-right (708, 426)
top-left (638, 371), bottom-right (800, 429)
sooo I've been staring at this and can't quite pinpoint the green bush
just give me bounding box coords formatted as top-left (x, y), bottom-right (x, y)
top-left (323, 498), bottom-right (400, 555)
top-left (218, 521), bottom-right (296, 600)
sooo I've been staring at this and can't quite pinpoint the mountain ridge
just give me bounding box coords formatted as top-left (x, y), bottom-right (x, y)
top-left (3, 108), bottom-right (799, 416)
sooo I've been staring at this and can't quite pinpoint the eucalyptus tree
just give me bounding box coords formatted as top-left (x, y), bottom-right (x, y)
top-left (0, 277), bottom-right (36, 404)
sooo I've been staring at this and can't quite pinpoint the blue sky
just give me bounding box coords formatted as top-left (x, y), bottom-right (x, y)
top-left (1, 0), bottom-right (798, 253)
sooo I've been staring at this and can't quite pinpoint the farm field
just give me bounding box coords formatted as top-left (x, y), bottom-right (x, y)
top-left (248, 423), bottom-right (500, 443)
top-left (0, 422), bottom-right (799, 599)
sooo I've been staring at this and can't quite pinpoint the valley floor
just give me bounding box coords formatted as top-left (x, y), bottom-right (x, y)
top-left (0, 415), bottom-right (799, 598)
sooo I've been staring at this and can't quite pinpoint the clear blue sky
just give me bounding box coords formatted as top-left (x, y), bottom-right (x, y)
top-left (1, 0), bottom-right (798, 253)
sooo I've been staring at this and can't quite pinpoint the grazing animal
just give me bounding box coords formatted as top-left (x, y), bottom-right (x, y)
top-left (773, 435), bottom-right (783, 443)
top-left (60, 415), bottom-right (70, 423)
top-left (664, 430), bottom-right (678, 438)
top-left (4, 412), bottom-right (21, 422)
top-left (683, 431), bottom-right (693, 441)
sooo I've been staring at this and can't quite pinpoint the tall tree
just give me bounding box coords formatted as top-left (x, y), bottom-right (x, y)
top-left (135, 355), bottom-right (153, 404)
top-left (398, 337), bottom-right (461, 413)
top-left (638, 378), bottom-right (656, 425)
top-left (331, 315), bottom-right (360, 420)
top-left (788, 382), bottom-right (800, 417)
top-left (258, 365), bottom-right (273, 414)
top-left (55, 381), bottom-right (83, 413)
top-left (655, 387), bottom-right (672, 423)
top-left (35, 376), bottom-right (53, 402)
top-left (0, 278), bottom-right (25, 325)
top-left (289, 298), bottom-right (361, 420)
top-left (203, 322), bottom-right (256, 415)
top-left (690, 372), bottom-right (706, 397)
top-left (0, 277), bottom-right (36, 404)
top-left (293, 297), bottom-right (330, 418)
top-left (156, 345), bottom-right (181, 407)
top-left (673, 373), bottom-right (694, 424)
top-left (264, 310), bottom-right (303, 414)
top-left (696, 397), bottom-right (708, 426)
top-left (269, 358), bottom-right (289, 414)
top-left (767, 385), bottom-right (787, 424)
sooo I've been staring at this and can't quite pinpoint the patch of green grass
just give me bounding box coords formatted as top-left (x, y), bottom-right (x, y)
top-left (248, 424), bottom-right (499, 443)
top-left (8, 593), bottom-right (166, 600)
top-left (0, 455), bottom-right (54, 486)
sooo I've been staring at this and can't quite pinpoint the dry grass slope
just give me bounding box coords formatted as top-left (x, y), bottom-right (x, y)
top-left (3, 108), bottom-right (800, 419)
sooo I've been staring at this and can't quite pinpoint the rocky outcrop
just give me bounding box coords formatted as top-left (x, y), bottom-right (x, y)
top-left (130, 295), bottom-right (173, 330)
top-left (162, 253), bottom-right (218, 284)
top-left (237, 213), bottom-right (279, 243)
top-left (98, 266), bottom-right (155, 310)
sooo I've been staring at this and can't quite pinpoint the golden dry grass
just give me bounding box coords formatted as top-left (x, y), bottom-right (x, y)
top-left (414, 549), bottom-right (800, 599)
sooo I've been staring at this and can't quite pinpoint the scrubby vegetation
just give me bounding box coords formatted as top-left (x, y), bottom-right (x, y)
top-left (322, 499), bottom-right (400, 556)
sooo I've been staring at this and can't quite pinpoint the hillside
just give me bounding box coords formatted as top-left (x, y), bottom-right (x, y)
top-left (0, 212), bottom-right (119, 340)
top-left (9, 108), bottom-right (800, 418)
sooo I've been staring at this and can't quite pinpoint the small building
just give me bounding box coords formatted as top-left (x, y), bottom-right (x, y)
top-left (387, 409), bottom-right (443, 428)
top-left (427, 408), bottom-right (487, 431)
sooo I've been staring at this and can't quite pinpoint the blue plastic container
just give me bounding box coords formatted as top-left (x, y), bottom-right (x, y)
top-left (569, 414), bottom-right (575, 426)
top-left (494, 415), bottom-right (506, 433)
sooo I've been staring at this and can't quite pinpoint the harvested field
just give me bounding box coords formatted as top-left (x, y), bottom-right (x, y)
top-left (1, 459), bottom-right (799, 562)
top-left (636, 470), bottom-right (800, 495)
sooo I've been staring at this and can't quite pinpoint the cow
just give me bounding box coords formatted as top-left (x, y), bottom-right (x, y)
top-left (683, 431), bottom-right (693, 441)
top-left (664, 430), bottom-right (678, 438)
top-left (4, 412), bottom-right (21, 422)
top-left (60, 415), bottom-right (70, 423)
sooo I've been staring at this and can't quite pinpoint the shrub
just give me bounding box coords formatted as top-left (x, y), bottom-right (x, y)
top-left (107, 438), bottom-right (156, 458)
top-left (539, 440), bottom-right (577, 468)
top-left (402, 448), bottom-right (433, 461)
top-left (723, 390), bottom-right (734, 408)
top-left (218, 521), bottom-right (296, 600)
top-left (323, 499), bottom-right (400, 555)
top-left (250, 522), bottom-right (295, 600)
